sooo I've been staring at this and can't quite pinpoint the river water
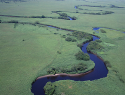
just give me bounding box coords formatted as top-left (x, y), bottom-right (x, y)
top-left (31, 36), bottom-right (108, 95)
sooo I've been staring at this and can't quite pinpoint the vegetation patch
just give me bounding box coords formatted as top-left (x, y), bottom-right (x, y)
top-left (83, 11), bottom-right (114, 15)
top-left (75, 51), bottom-right (90, 61)
top-left (87, 40), bottom-right (103, 52)
top-left (61, 35), bottom-right (66, 38)
top-left (7, 20), bottom-right (18, 23)
top-left (44, 82), bottom-right (56, 95)
top-left (57, 51), bottom-right (61, 54)
top-left (47, 63), bottom-right (87, 74)
top-left (72, 31), bottom-right (93, 40)
top-left (104, 61), bottom-right (112, 68)
top-left (77, 43), bottom-right (83, 48)
top-left (65, 37), bottom-right (77, 42)
top-left (100, 29), bottom-right (106, 33)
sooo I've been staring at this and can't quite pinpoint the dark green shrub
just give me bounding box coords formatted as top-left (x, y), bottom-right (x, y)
top-left (56, 28), bottom-right (59, 31)
top-left (87, 41), bottom-right (103, 51)
top-left (103, 11), bottom-right (114, 15)
top-left (72, 31), bottom-right (93, 40)
top-left (59, 13), bottom-right (68, 17)
top-left (84, 34), bottom-right (93, 40)
top-left (76, 10), bottom-right (79, 13)
top-left (118, 37), bottom-right (124, 40)
top-left (60, 63), bottom-right (87, 73)
top-left (72, 63), bottom-right (87, 72)
top-left (65, 37), bottom-right (77, 42)
top-left (75, 51), bottom-right (90, 61)
top-left (95, 13), bottom-right (101, 15)
top-left (7, 20), bottom-right (18, 23)
top-left (57, 51), bottom-right (61, 54)
top-left (64, 17), bottom-right (70, 20)
top-left (44, 82), bottom-right (55, 95)
top-left (95, 40), bottom-right (102, 43)
top-left (34, 21), bottom-right (40, 24)
top-left (77, 43), bottom-right (83, 48)
top-left (72, 39), bottom-right (77, 42)
top-left (30, 16), bottom-right (38, 18)
top-left (104, 61), bottom-right (112, 68)
top-left (46, 63), bottom-right (88, 74)
top-left (100, 29), bottom-right (106, 33)
top-left (61, 35), bottom-right (66, 38)
top-left (66, 33), bottom-right (72, 36)
top-left (47, 67), bottom-right (59, 75)
top-left (0, 20), bottom-right (1, 23)
top-left (58, 16), bottom-right (70, 20)
top-left (71, 16), bottom-right (77, 20)
top-left (58, 16), bottom-right (64, 19)
top-left (61, 68), bottom-right (67, 73)
top-left (83, 53), bottom-right (90, 61)
top-left (72, 31), bottom-right (79, 37)
top-left (14, 23), bottom-right (18, 28)
top-left (54, 33), bottom-right (58, 34)
top-left (65, 37), bottom-right (72, 41)
top-left (41, 15), bottom-right (46, 18)
top-left (30, 15), bottom-right (46, 18)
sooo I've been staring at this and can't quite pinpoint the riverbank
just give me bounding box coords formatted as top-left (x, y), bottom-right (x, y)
top-left (36, 68), bottom-right (94, 80)
top-left (0, 0), bottom-right (125, 95)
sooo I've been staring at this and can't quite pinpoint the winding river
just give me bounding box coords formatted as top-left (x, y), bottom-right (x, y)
top-left (31, 35), bottom-right (108, 95)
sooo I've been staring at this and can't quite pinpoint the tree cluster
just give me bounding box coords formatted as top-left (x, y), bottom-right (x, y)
top-left (58, 13), bottom-right (77, 20)
top-left (83, 11), bottom-right (114, 15)
top-left (59, 13), bottom-right (68, 17)
top-left (72, 31), bottom-right (93, 40)
top-left (87, 41), bottom-right (103, 51)
top-left (100, 29), bottom-right (106, 33)
top-left (7, 20), bottom-right (18, 23)
top-left (75, 51), bottom-right (90, 61)
top-left (30, 15), bottom-right (46, 18)
top-left (47, 63), bottom-right (87, 75)
top-left (71, 16), bottom-right (77, 20)
top-left (65, 37), bottom-right (77, 42)
top-left (104, 61), bottom-right (112, 68)
top-left (44, 82), bottom-right (55, 95)
top-left (77, 43), bottom-right (83, 48)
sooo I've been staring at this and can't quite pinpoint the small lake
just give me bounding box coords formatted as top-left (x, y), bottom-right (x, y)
top-left (31, 36), bottom-right (108, 95)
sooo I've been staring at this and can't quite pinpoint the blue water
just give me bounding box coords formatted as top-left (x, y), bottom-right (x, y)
top-left (48, 26), bottom-right (57, 28)
top-left (93, 27), bottom-right (100, 31)
top-left (68, 17), bottom-right (73, 20)
top-left (75, 6), bottom-right (77, 9)
top-left (93, 27), bottom-right (100, 33)
top-left (31, 36), bottom-right (108, 95)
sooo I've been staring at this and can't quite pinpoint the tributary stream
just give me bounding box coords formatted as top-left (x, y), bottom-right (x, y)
top-left (31, 36), bottom-right (108, 95)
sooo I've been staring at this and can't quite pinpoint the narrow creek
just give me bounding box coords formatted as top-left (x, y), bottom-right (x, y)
top-left (31, 35), bottom-right (108, 95)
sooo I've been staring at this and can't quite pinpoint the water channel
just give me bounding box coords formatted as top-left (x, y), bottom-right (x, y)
top-left (31, 35), bottom-right (108, 95)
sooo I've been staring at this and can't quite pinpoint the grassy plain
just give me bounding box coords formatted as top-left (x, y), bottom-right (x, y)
top-left (0, 23), bottom-right (94, 95)
top-left (0, 0), bottom-right (125, 95)
top-left (53, 28), bottom-right (125, 95)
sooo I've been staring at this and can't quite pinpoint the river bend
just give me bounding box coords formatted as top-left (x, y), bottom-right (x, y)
top-left (31, 36), bottom-right (108, 95)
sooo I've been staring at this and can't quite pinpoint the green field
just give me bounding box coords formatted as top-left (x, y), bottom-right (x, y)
top-left (0, 0), bottom-right (125, 95)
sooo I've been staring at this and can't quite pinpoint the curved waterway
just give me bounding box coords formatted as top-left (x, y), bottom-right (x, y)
top-left (31, 36), bottom-right (108, 95)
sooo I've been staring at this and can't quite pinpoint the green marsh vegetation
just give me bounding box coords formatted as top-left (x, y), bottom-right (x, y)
top-left (47, 62), bottom-right (87, 75)
top-left (87, 40), bottom-right (103, 52)
top-left (0, 23), bottom-right (95, 95)
top-left (44, 82), bottom-right (56, 95)
top-left (0, 0), bottom-right (125, 95)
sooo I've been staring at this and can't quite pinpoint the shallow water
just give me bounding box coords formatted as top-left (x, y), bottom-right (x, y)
top-left (68, 17), bottom-right (73, 20)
